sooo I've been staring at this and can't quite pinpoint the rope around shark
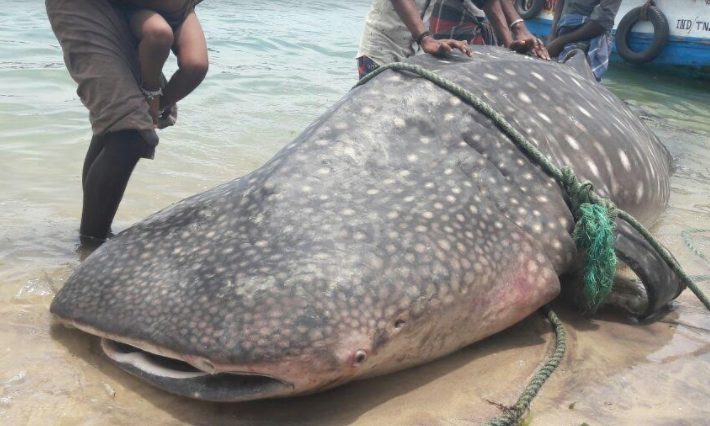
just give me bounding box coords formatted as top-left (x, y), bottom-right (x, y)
top-left (355, 62), bottom-right (710, 426)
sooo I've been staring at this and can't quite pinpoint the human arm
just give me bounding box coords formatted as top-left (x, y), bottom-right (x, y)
top-left (488, 0), bottom-right (550, 60)
top-left (548, 0), bottom-right (565, 42)
top-left (481, 0), bottom-right (513, 47)
top-left (546, 20), bottom-right (604, 56)
top-left (389, 0), bottom-right (472, 57)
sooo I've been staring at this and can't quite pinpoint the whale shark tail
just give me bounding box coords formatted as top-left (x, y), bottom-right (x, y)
top-left (613, 220), bottom-right (686, 318)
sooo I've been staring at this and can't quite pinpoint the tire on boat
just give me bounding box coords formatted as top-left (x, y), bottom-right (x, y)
top-left (514, 0), bottom-right (545, 19)
top-left (615, 5), bottom-right (669, 64)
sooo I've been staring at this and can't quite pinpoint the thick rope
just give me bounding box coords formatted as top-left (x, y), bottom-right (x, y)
top-left (483, 307), bottom-right (566, 426)
top-left (355, 62), bottom-right (710, 425)
top-left (640, 0), bottom-right (655, 21)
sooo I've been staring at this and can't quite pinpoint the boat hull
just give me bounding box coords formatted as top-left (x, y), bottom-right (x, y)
top-left (524, 0), bottom-right (710, 74)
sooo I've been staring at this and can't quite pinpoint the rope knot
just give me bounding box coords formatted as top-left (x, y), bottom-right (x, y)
top-left (560, 167), bottom-right (595, 214)
top-left (560, 167), bottom-right (618, 312)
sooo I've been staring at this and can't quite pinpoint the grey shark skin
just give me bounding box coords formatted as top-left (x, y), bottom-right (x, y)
top-left (51, 47), bottom-right (682, 402)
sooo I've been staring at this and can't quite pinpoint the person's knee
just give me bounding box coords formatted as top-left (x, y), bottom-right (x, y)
top-left (102, 130), bottom-right (144, 165)
top-left (142, 20), bottom-right (174, 50)
top-left (179, 55), bottom-right (209, 84)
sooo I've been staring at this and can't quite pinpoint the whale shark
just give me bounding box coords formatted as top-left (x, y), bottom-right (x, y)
top-left (50, 47), bottom-right (684, 401)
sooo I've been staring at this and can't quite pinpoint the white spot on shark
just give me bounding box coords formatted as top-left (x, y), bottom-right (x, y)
top-left (636, 184), bottom-right (645, 201)
top-left (619, 149), bottom-right (631, 171)
top-left (587, 160), bottom-right (600, 177)
top-left (564, 135), bottom-right (580, 150)
top-left (537, 112), bottom-right (552, 123)
top-left (577, 105), bottom-right (592, 118)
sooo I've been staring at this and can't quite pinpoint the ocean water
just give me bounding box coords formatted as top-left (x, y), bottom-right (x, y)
top-left (0, 0), bottom-right (709, 424)
top-left (0, 0), bottom-right (369, 283)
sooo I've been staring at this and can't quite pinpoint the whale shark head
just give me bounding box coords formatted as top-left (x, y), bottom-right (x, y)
top-left (53, 213), bottom-right (414, 400)
top-left (51, 138), bottom-right (559, 401)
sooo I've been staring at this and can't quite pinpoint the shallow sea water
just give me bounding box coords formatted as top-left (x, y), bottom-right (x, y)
top-left (1, 1), bottom-right (709, 425)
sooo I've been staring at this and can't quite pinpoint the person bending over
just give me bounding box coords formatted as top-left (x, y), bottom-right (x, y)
top-left (124, 0), bottom-right (208, 125)
top-left (357, 0), bottom-right (550, 79)
top-left (546, 0), bottom-right (621, 80)
top-left (46, 0), bottom-right (207, 245)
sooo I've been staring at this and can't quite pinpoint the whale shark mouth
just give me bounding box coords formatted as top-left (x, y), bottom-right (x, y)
top-left (100, 338), bottom-right (294, 402)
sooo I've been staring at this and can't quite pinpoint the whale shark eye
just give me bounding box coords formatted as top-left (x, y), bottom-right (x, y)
top-left (353, 349), bottom-right (368, 366)
top-left (394, 319), bottom-right (406, 329)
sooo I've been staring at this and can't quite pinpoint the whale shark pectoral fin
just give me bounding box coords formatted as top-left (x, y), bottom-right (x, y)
top-left (613, 220), bottom-right (686, 318)
top-left (559, 48), bottom-right (597, 81)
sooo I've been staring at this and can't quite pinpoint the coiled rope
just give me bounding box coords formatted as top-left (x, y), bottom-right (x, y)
top-left (356, 62), bottom-right (710, 425)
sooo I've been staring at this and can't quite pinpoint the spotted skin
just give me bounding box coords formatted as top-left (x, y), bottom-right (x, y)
top-left (51, 47), bottom-right (673, 401)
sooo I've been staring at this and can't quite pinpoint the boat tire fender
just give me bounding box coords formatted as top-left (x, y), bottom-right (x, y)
top-left (615, 5), bottom-right (669, 64)
top-left (514, 0), bottom-right (545, 20)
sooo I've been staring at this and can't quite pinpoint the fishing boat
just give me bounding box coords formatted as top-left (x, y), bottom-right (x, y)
top-left (515, 0), bottom-right (710, 76)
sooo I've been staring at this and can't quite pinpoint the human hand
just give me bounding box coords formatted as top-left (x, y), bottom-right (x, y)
top-left (510, 28), bottom-right (551, 61)
top-left (148, 97), bottom-right (161, 128)
top-left (420, 36), bottom-right (472, 57)
top-left (545, 37), bottom-right (566, 58)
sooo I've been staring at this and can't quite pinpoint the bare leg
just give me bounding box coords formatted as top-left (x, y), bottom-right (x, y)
top-left (82, 135), bottom-right (104, 191)
top-left (160, 11), bottom-right (208, 109)
top-left (80, 130), bottom-right (143, 240)
top-left (129, 10), bottom-right (174, 124)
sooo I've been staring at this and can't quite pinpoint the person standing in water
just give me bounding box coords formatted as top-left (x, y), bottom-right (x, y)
top-left (45, 0), bottom-right (208, 245)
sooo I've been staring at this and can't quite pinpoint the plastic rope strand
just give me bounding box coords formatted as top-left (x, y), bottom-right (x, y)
top-left (572, 203), bottom-right (618, 311)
